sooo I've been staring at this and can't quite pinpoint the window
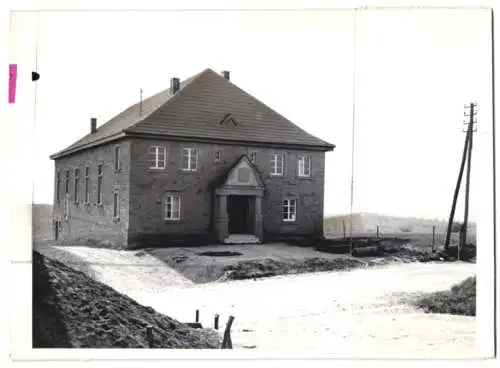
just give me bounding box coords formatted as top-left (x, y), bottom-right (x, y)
top-left (215, 150), bottom-right (222, 162)
top-left (164, 194), bottom-right (181, 220)
top-left (149, 145), bottom-right (166, 169)
top-left (282, 199), bottom-right (297, 222)
top-left (114, 146), bottom-right (121, 171)
top-left (249, 152), bottom-right (257, 164)
top-left (182, 147), bottom-right (198, 172)
top-left (64, 195), bottom-right (69, 221)
top-left (270, 154), bottom-right (284, 176)
top-left (55, 172), bottom-right (60, 202)
top-left (84, 166), bottom-right (90, 204)
top-left (74, 168), bottom-right (80, 202)
top-left (97, 164), bottom-right (103, 205)
top-left (64, 170), bottom-right (70, 194)
top-left (297, 156), bottom-right (311, 177)
top-left (113, 190), bottom-right (119, 219)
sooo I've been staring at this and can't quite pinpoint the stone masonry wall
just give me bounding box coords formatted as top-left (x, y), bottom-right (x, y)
top-left (52, 140), bottom-right (131, 248)
top-left (128, 138), bottom-right (326, 247)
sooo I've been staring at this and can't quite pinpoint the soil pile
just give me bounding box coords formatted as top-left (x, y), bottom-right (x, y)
top-left (413, 276), bottom-right (476, 316)
top-left (32, 251), bottom-right (220, 348)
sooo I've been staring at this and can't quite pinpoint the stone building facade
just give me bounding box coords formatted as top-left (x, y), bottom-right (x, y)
top-left (50, 69), bottom-right (335, 248)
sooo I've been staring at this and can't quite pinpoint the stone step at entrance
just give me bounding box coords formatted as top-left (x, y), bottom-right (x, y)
top-left (224, 234), bottom-right (261, 244)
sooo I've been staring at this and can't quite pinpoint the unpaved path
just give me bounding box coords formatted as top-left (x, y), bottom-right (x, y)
top-left (36, 244), bottom-right (476, 358)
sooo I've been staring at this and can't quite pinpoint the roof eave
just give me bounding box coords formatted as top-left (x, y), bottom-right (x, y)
top-left (49, 132), bottom-right (127, 160)
top-left (125, 131), bottom-right (335, 152)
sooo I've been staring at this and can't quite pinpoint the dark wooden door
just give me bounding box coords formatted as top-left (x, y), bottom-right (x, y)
top-left (228, 196), bottom-right (250, 234)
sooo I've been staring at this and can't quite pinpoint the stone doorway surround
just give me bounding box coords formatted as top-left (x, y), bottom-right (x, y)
top-left (214, 155), bottom-right (265, 243)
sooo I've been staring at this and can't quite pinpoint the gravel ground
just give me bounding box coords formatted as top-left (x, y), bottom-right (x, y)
top-left (35, 243), bottom-right (477, 357)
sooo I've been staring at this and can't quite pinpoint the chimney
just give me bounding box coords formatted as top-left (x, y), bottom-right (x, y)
top-left (221, 71), bottom-right (230, 80)
top-left (170, 77), bottom-right (180, 94)
top-left (90, 117), bottom-right (97, 134)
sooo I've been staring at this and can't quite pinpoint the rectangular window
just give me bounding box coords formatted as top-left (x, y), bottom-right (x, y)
top-left (55, 172), bottom-right (60, 202)
top-left (64, 195), bottom-right (69, 221)
top-left (182, 147), bottom-right (198, 171)
top-left (97, 164), bottom-right (103, 205)
top-left (113, 190), bottom-right (119, 219)
top-left (297, 156), bottom-right (311, 177)
top-left (249, 152), bottom-right (257, 164)
top-left (149, 145), bottom-right (166, 169)
top-left (164, 194), bottom-right (181, 220)
top-left (270, 154), bottom-right (284, 176)
top-left (74, 168), bottom-right (80, 202)
top-left (282, 199), bottom-right (297, 222)
top-left (64, 170), bottom-right (70, 194)
top-left (114, 146), bottom-right (121, 171)
top-left (84, 166), bottom-right (90, 204)
top-left (215, 150), bottom-right (222, 162)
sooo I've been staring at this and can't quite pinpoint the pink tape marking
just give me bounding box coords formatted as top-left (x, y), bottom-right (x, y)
top-left (9, 64), bottom-right (17, 104)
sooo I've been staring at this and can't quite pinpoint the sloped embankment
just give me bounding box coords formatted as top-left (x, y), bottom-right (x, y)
top-left (32, 251), bottom-right (220, 348)
top-left (413, 276), bottom-right (476, 316)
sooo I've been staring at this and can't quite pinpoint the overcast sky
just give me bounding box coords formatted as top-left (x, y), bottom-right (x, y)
top-left (10, 8), bottom-right (492, 221)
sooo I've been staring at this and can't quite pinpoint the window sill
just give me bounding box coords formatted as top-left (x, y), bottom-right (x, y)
top-left (180, 169), bottom-right (198, 174)
top-left (148, 167), bottom-right (166, 172)
top-left (269, 174), bottom-right (284, 178)
top-left (297, 175), bottom-right (312, 180)
top-left (282, 220), bottom-right (297, 224)
top-left (164, 218), bottom-right (181, 223)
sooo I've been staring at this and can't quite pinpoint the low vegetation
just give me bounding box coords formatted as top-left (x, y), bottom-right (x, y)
top-left (413, 276), bottom-right (476, 316)
top-left (33, 251), bottom-right (220, 348)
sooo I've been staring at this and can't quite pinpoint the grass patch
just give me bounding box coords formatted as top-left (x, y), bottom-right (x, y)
top-left (413, 276), bottom-right (476, 316)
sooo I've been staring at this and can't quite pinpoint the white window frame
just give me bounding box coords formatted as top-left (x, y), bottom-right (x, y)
top-left (297, 156), bottom-right (312, 177)
top-left (84, 166), bottom-right (90, 204)
top-left (282, 198), bottom-right (297, 222)
top-left (97, 164), bottom-right (103, 205)
top-left (270, 153), bottom-right (284, 176)
top-left (64, 170), bottom-right (70, 194)
top-left (164, 194), bottom-right (181, 220)
top-left (114, 145), bottom-right (121, 172)
top-left (149, 145), bottom-right (166, 169)
top-left (215, 150), bottom-right (222, 162)
top-left (64, 194), bottom-right (69, 221)
top-left (113, 190), bottom-right (120, 220)
top-left (74, 168), bottom-right (80, 203)
top-left (55, 171), bottom-right (60, 202)
top-left (249, 152), bottom-right (257, 164)
top-left (182, 147), bottom-right (198, 172)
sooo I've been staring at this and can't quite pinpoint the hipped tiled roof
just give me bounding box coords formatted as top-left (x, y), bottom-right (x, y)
top-left (51, 68), bottom-right (335, 159)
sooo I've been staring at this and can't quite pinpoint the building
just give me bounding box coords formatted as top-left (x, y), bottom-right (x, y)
top-left (50, 68), bottom-right (335, 248)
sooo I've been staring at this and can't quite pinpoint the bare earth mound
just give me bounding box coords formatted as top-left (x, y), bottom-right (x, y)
top-left (32, 251), bottom-right (220, 348)
top-left (413, 276), bottom-right (476, 316)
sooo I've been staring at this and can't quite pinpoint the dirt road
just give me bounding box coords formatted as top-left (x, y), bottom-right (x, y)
top-left (36, 244), bottom-right (476, 358)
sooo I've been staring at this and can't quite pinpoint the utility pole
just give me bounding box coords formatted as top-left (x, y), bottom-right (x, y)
top-left (139, 88), bottom-right (143, 118)
top-left (444, 102), bottom-right (477, 251)
top-left (461, 102), bottom-right (478, 252)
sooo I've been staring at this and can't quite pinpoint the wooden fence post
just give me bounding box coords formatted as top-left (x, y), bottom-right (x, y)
top-left (195, 309), bottom-right (199, 323)
top-left (343, 220), bottom-right (346, 240)
top-left (432, 225), bottom-right (436, 253)
top-left (146, 325), bottom-right (153, 348)
top-left (376, 225), bottom-right (380, 240)
top-left (214, 314), bottom-right (219, 330)
top-left (221, 316), bottom-right (235, 349)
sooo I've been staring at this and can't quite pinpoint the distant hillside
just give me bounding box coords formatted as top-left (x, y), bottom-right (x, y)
top-left (32, 204), bottom-right (53, 241)
top-left (324, 212), bottom-right (477, 236)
